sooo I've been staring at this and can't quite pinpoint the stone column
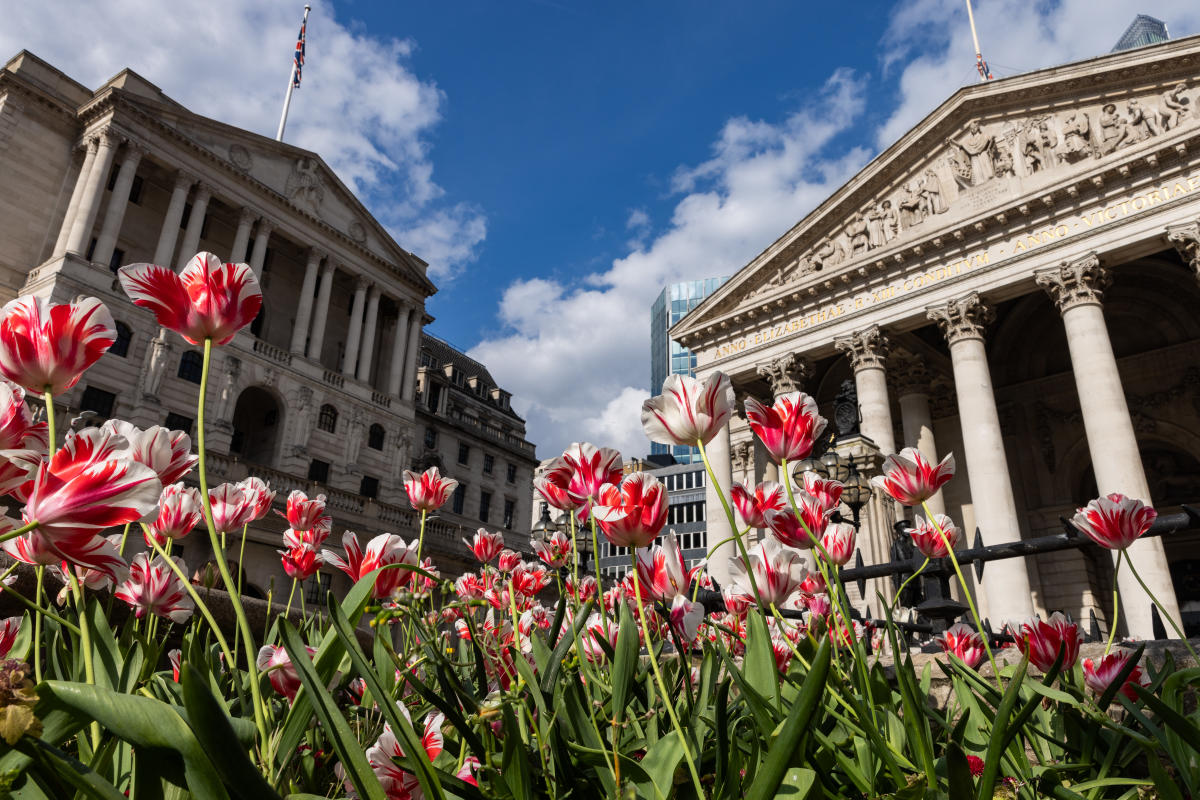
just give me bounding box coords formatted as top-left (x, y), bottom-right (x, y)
top-left (176, 183), bottom-right (211, 268)
top-left (307, 261), bottom-right (336, 361)
top-left (231, 209), bottom-right (256, 264)
top-left (153, 171), bottom-right (194, 266)
top-left (387, 303), bottom-right (412, 397)
top-left (356, 285), bottom-right (382, 383)
top-left (755, 354), bottom-right (810, 486)
top-left (835, 325), bottom-right (896, 454)
top-left (289, 249), bottom-right (324, 355)
top-left (1035, 255), bottom-right (1181, 638)
top-left (894, 354), bottom-right (945, 516)
top-left (53, 137), bottom-right (100, 258)
top-left (401, 308), bottom-right (423, 401)
top-left (705, 422), bottom-right (736, 588)
top-left (927, 292), bottom-right (1035, 621)
top-left (342, 276), bottom-right (369, 377)
top-left (65, 129), bottom-right (119, 257)
top-left (249, 218), bottom-right (273, 278)
top-left (92, 141), bottom-right (145, 267)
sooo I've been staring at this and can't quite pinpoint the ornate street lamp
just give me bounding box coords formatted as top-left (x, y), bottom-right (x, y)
top-left (531, 504), bottom-right (559, 541)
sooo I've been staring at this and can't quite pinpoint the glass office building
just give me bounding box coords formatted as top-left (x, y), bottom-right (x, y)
top-left (649, 277), bottom-right (726, 463)
top-left (1112, 15), bottom-right (1168, 52)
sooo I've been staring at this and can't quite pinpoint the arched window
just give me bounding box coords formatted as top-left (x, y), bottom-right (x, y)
top-left (178, 351), bottom-right (203, 384)
top-left (317, 403), bottom-right (338, 433)
top-left (367, 423), bottom-right (385, 450)
top-left (110, 322), bottom-right (133, 358)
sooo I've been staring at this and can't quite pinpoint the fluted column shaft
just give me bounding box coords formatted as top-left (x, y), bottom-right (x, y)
top-left (401, 309), bottom-right (422, 401)
top-left (387, 304), bottom-right (412, 397)
top-left (231, 209), bottom-right (256, 264)
top-left (1036, 256), bottom-right (1181, 638)
top-left (342, 278), bottom-right (369, 377)
top-left (928, 293), bottom-right (1035, 620)
top-left (93, 143), bottom-right (144, 267)
top-left (290, 249), bottom-right (323, 355)
top-left (66, 131), bottom-right (118, 256)
top-left (307, 262), bottom-right (336, 361)
top-left (53, 138), bottom-right (100, 258)
top-left (835, 326), bottom-right (896, 454)
top-left (177, 184), bottom-right (211, 268)
top-left (249, 219), bottom-right (273, 278)
top-left (896, 357), bottom-right (945, 516)
top-left (705, 423), bottom-right (735, 587)
top-left (153, 172), bottom-right (193, 266)
top-left (356, 286), bottom-right (382, 382)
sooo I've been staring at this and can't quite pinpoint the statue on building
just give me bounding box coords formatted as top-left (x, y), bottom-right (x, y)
top-left (881, 199), bottom-right (899, 241)
top-left (812, 238), bottom-right (846, 270)
top-left (866, 203), bottom-right (887, 249)
top-left (846, 213), bottom-right (869, 255)
top-left (1161, 82), bottom-right (1191, 130)
top-left (289, 386), bottom-right (314, 455)
top-left (918, 169), bottom-right (946, 216)
top-left (731, 440), bottom-right (751, 475)
top-left (992, 145), bottom-right (1015, 179)
top-left (1023, 120), bottom-right (1059, 173)
top-left (213, 356), bottom-right (241, 422)
top-left (946, 119), bottom-right (996, 186)
top-left (897, 182), bottom-right (924, 229)
top-left (1098, 103), bottom-right (1133, 155)
top-left (344, 408), bottom-right (365, 466)
top-left (286, 157), bottom-right (325, 213)
top-left (1125, 98), bottom-right (1159, 143)
top-left (1060, 110), bottom-right (1093, 162)
top-left (142, 330), bottom-right (172, 399)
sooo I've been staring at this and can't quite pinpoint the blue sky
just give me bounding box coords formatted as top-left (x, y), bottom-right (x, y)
top-left (5, 1), bottom-right (1200, 459)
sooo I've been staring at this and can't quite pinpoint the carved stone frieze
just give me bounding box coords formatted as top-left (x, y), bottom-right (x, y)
top-left (1166, 219), bottom-right (1200, 279)
top-left (926, 292), bottom-right (994, 345)
top-left (834, 325), bottom-right (889, 371)
top-left (228, 143), bottom-right (253, 172)
top-left (755, 353), bottom-right (811, 397)
top-left (1034, 253), bottom-right (1111, 312)
top-left (286, 157), bottom-right (325, 214)
top-left (731, 440), bottom-right (752, 475)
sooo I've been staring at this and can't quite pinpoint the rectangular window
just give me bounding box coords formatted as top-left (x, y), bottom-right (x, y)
top-left (426, 383), bottom-right (441, 412)
top-left (108, 247), bottom-right (125, 274)
top-left (503, 499), bottom-right (515, 529)
top-left (79, 386), bottom-right (116, 419)
top-left (479, 491), bottom-right (491, 523)
top-left (304, 572), bottom-right (327, 604)
top-left (483, 454), bottom-right (494, 474)
top-left (457, 443), bottom-right (470, 465)
top-left (452, 484), bottom-right (466, 515)
top-left (359, 475), bottom-right (379, 499)
top-left (424, 427), bottom-right (437, 449)
top-left (506, 463), bottom-right (517, 483)
top-left (307, 459), bottom-right (330, 483)
top-left (164, 412), bottom-right (194, 435)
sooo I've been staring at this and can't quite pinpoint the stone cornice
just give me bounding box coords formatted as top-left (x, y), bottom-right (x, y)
top-left (1034, 253), bottom-right (1111, 312)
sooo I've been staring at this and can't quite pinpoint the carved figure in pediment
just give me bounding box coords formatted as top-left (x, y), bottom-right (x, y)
top-left (866, 205), bottom-right (886, 249)
top-left (143, 330), bottom-right (172, 398)
top-left (846, 214), bottom-right (869, 255)
top-left (993, 145), bottom-right (1015, 179)
top-left (946, 119), bottom-right (995, 186)
top-left (881, 199), bottom-right (899, 241)
top-left (1161, 83), bottom-right (1191, 130)
top-left (1060, 110), bottom-right (1093, 163)
top-left (919, 169), bottom-right (946, 216)
top-left (898, 182), bottom-right (924, 229)
top-left (812, 239), bottom-right (845, 270)
top-left (1098, 103), bottom-right (1133, 155)
top-left (1023, 120), bottom-right (1058, 173)
top-left (1125, 98), bottom-right (1159, 143)
top-left (286, 157), bottom-right (325, 213)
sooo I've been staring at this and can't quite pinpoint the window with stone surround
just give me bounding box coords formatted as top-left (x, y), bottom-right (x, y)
top-left (164, 412), bottom-right (193, 436)
top-left (506, 463), bottom-right (517, 484)
top-left (317, 404), bottom-right (338, 433)
top-left (457, 443), bottom-right (470, 465)
top-left (307, 459), bottom-right (330, 483)
top-left (111, 322), bottom-right (132, 358)
top-left (503, 498), bottom-right (515, 529)
top-left (359, 475), bottom-right (379, 499)
top-left (483, 454), bottom-right (495, 474)
top-left (79, 386), bottom-right (116, 419)
top-left (479, 490), bottom-right (491, 523)
top-left (178, 351), bottom-right (203, 384)
top-left (367, 423), bottom-right (385, 450)
top-left (452, 483), bottom-right (466, 514)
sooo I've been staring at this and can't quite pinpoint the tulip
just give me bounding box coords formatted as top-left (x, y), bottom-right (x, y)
top-left (6, 528), bottom-right (128, 586)
top-left (456, 756), bottom-right (482, 787)
top-left (763, 493), bottom-right (830, 549)
top-left (635, 532), bottom-right (704, 602)
top-left (497, 549), bottom-right (522, 573)
top-left (0, 380), bottom-right (47, 496)
top-left (167, 649), bottom-right (182, 682)
top-left (561, 442), bottom-right (623, 504)
top-left (101, 420), bottom-right (197, 486)
top-left (454, 574), bottom-right (484, 600)
top-left (208, 483), bottom-right (255, 534)
top-left (282, 526), bottom-right (330, 550)
top-left (512, 562), bottom-right (550, 597)
top-left (464, 528), bottom-right (505, 563)
top-left (798, 471), bottom-right (843, 516)
top-left (1082, 652), bottom-right (1147, 700)
top-left (256, 643), bottom-right (316, 701)
top-left (593, 472), bottom-right (668, 549)
top-left (321, 531), bottom-right (417, 598)
top-left (118, 252), bottom-right (262, 346)
top-left (730, 481), bottom-right (787, 528)
top-left (279, 543), bottom-right (323, 581)
top-left (534, 457), bottom-right (582, 511)
top-left (1070, 493), bottom-right (1157, 551)
top-left (582, 612), bottom-right (619, 663)
top-left (669, 594), bottom-right (704, 643)
top-left (820, 522), bottom-right (856, 566)
top-left (145, 483), bottom-right (204, 545)
top-left (277, 490), bottom-right (330, 532)
top-left (0, 295), bottom-right (116, 395)
top-left (798, 571), bottom-right (827, 597)
top-left (402, 466), bottom-right (458, 513)
top-left (1011, 612), bottom-right (1082, 672)
top-left (729, 537), bottom-right (808, 608)
top-left (113, 553), bottom-right (194, 623)
top-left (641, 372), bottom-right (736, 447)
top-left (532, 530), bottom-right (571, 568)
top-left (871, 448), bottom-right (955, 506)
top-left (937, 623), bottom-right (985, 669)
top-left (366, 707), bottom-right (444, 797)
top-left (907, 514), bottom-right (961, 559)
top-left (966, 756), bottom-right (985, 778)
top-left (566, 574), bottom-right (598, 603)
top-left (744, 391), bottom-right (827, 464)
top-left (237, 476), bottom-right (275, 522)
top-left (0, 616), bottom-right (20, 659)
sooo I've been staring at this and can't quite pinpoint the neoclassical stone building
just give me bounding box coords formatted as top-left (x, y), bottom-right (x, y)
top-left (672, 35), bottom-right (1200, 639)
top-left (0, 51), bottom-right (534, 596)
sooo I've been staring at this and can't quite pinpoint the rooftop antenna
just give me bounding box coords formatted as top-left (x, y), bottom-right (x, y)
top-left (965, 0), bottom-right (994, 81)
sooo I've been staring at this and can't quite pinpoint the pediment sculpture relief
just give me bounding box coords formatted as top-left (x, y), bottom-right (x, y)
top-left (286, 157), bottom-right (326, 214)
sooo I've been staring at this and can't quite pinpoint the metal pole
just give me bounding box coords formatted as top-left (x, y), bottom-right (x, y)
top-left (275, 4), bottom-right (311, 142)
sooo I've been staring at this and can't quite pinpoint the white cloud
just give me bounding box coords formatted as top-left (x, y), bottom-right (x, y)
top-left (0, 0), bottom-right (484, 280)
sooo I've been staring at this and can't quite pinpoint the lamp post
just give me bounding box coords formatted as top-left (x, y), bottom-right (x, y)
top-left (791, 449), bottom-right (872, 530)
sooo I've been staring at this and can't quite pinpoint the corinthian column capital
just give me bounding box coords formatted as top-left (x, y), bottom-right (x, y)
top-left (834, 324), bottom-right (889, 371)
top-left (890, 352), bottom-right (932, 397)
top-left (1167, 220), bottom-right (1200, 280)
top-left (755, 352), bottom-right (811, 397)
top-left (1035, 253), bottom-right (1111, 312)
top-left (927, 292), bottom-right (994, 344)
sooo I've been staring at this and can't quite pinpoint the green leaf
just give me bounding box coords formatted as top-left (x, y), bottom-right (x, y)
top-left (13, 736), bottom-right (127, 800)
top-left (744, 609), bottom-right (781, 709)
top-left (610, 602), bottom-right (638, 726)
top-left (500, 705), bottom-right (533, 799)
top-left (945, 741), bottom-right (974, 798)
top-left (636, 732), bottom-right (683, 800)
top-left (975, 652), bottom-right (1028, 800)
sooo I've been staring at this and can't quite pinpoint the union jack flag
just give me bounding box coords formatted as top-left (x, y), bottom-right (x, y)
top-left (293, 18), bottom-right (306, 87)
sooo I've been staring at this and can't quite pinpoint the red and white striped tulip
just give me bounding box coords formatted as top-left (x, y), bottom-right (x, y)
top-left (237, 476), bottom-right (276, 522)
top-left (118, 252), bottom-right (262, 346)
top-left (798, 471), bottom-right (844, 516)
top-left (0, 295), bottom-right (115, 395)
top-left (4, 526), bottom-right (128, 585)
top-left (101, 420), bottom-right (197, 486)
top-left (669, 594), bottom-right (704, 644)
top-left (1011, 612), bottom-right (1082, 672)
top-left (321, 530), bottom-right (417, 598)
top-left (208, 483), bottom-right (256, 534)
top-left (277, 490), bottom-right (330, 533)
top-left (0, 616), bottom-right (20, 659)
top-left (1083, 652), bottom-right (1148, 700)
top-left (593, 471), bottom-right (668, 549)
top-left (365, 706), bottom-right (444, 798)
top-left (1070, 493), bottom-right (1157, 551)
top-left (871, 448), bottom-right (955, 506)
top-left (533, 457), bottom-right (582, 511)
top-left (145, 483), bottom-right (204, 545)
top-left (582, 612), bottom-right (619, 663)
top-left (641, 372), bottom-right (736, 447)
top-left (820, 522), bottom-right (856, 566)
top-left (731, 480), bottom-right (786, 528)
top-left (561, 442), bottom-right (623, 505)
top-left (566, 574), bottom-right (598, 603)
top-left (113, 553), bottom-right (194, 623)
top-left (532, 530), bottom-right (571, 568)
top-left (744, 391), bottom-right (827, 465)
top-left (635, 532), bottom-right (703, 602)
top-left (282, 526), bottom-right (330, 551)
top-left (0, 380), bottom-right (47, 496)
top-left (937, 623), bottom-right (985, 669)
top-left (729, 537), bottom-right (808, 608)
top-left (464, 528), bottom-right (505, 563)
top-left (256, 643), bottom-right (316, 701)
top-left (907, 514), bottom-right (962, 559)
top-left (402, 466), bottom-right (458, 513)
top-left (497, 548), bottom-right (522, 573)
top-left (279, 543), bottom-right (323, 581)
top-left (763, 493), bottom-right (830, 550)
top-left (511, 561), bottom-right (550, 597)
top-left (167, 649), bottom-right (182, 683)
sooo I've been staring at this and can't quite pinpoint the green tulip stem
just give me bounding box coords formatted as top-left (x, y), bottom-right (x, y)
top-left (890, 556), bottom-right (931, 614)
top-left (284, 578), bottom-right (298, 620)
top-left (147, 530), bottom-right (239, 674)
top-left (33, 567), bottom-right (44, 684)
top-left (0, 520), bottom-right (41, 546)
top-left (1105, 551), bottom-right (1122, 656)
top-left (64, 568), bottom-right (100, 749)
top-left (42, 389), bottom-right (55, 453)
top-left (697, 437), bottom-right (761, 602)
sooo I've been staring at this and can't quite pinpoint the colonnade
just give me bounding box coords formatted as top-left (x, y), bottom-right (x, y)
top-left (50, 125), bottom-right (423, 403)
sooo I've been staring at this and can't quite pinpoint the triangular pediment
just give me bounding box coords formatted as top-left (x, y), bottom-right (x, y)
top-left (675, 34), bottom-right (1200, 339)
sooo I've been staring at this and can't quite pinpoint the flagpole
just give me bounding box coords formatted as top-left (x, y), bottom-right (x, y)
top-left (964, 0), bottom-right (992, 82)
top-left (276, 4), bottom-right (311, 142)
